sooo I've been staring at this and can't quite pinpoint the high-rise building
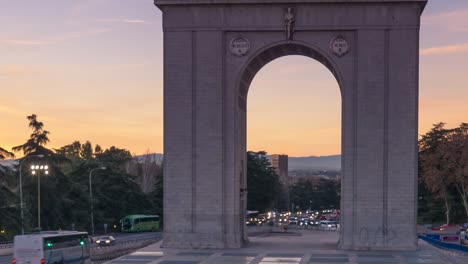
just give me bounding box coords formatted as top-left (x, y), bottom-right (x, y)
top-left (270, 154), bottom-right (289, 210)
top-left (270, 154), bottom-right (288, 184)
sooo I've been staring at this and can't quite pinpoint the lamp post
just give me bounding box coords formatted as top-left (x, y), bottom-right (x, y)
top-left (31, 164), bottom-right (48, 230)
top-left (18, 154), bottom-right (44, 235)
top-left (89, 167), bottom-right (106, 235)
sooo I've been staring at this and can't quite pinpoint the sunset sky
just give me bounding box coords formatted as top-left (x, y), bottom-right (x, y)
top-left (1, 0), bottom-right (467, 157)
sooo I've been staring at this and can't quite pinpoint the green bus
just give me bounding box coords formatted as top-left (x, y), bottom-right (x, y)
top-left (120, 215), bottom-right (160, 232)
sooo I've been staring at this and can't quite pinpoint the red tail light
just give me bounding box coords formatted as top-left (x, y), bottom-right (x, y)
top-left (11, 259), bottom-right (16, 263)
top-left (41, 259), bottom-right (45, 264)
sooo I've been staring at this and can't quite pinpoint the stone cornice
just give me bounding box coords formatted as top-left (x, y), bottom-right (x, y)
top-left (154, 0), bottom-right (428, 5)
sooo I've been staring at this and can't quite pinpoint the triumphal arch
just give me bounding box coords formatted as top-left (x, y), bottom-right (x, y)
top-left (154, 0), bottom-right (427, 250)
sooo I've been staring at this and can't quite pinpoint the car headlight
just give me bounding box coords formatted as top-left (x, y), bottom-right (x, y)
top-left (106, 240), bottom-right (110, 243)
top-left (96, 241), bottom-right (100, 243)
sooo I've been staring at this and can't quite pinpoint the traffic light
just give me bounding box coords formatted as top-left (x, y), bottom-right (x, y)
top-left (46, 242), bottom-right (53, 247)
top-left (80, 240), bottom-right (85, 246)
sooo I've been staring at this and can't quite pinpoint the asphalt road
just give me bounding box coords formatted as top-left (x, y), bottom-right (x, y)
top-left (92, 231), bottom-right (161, 243)
top-left (0, 255), bottom-right (10, 264)
top-left (0, 231), bottom-right (161, 264)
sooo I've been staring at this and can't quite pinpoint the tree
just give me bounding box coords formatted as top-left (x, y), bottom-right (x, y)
top-left (80, 141), bottom-right (93, 160)
top-left (247, 151), bottom-right (282, 212)
top-left (0, 164), bottom-right (19, 240)
top-left (0, 147), bottom-right (15, 160)
top-left (289, 177), bottom-right (340, 211)
top-left (419, 122), bottom-right (456, 224)
top-left (11, 114), bottom-right (70, 232)
top-left (290, 178), bottom-right (315, 210)
top-left (441, 123), bottom-right (468, 221)
top-left (148, 166), bottom-right (164, 223)
top-left (12, 114), bottom-right (54, 157)
top-left (127, 151), bottom-right (163, 193)
top-left (96, 146), bottom-right (132, 171)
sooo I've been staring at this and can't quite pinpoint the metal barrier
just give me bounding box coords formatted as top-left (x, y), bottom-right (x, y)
top-left (0, 241), bottom-right (13, 249)
top-left (0, 241), bottom-right (13, 257)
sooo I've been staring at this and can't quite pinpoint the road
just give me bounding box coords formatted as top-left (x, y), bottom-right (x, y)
top-left (91, 231), bottom-right (161, 245)
top-left (0, 231), bottom-right (161, 264)
top-left (0, 255), bottom-right (10, 264)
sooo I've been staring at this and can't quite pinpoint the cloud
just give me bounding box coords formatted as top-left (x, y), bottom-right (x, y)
top-left (0, 28), bottom-right (109, 47)
top-left (53, 28), bottom-right (110, 41)
top-left (422, 9), bottom-right (468, 32)
top-left (97, 63), bottom-right (146, 71)
top-left (96, 18), bottom-right (149, 24)
top-left (421, 43), bottom-right (468, 56)
top-left (0, 39), bottom-right (50, 46)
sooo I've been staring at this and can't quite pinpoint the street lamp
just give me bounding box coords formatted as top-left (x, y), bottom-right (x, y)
top-left (89, 167), bottom-right (106, 235)
top-left (31, 164), bottom-right (48, 230)
top-left (18, 154), bottom-right (44, 235)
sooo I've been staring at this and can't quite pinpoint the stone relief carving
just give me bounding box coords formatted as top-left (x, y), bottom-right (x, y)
top-left (330, 36), bottom-right (350, 57)
top-left (229, 37), bottom-right (251, 56)
top-left (285, 8), bottom-right (295, 40)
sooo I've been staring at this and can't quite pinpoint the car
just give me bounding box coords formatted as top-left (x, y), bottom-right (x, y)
top-left (289, 217), bottom-right (298, 225)
top-left (95, 236), bottom-right (116, 246)
top-left (319, 221), bottom-right (338, 231)
top-left (308, 220), bottom-right (320, 229)
top-left (459, 229), bottom-right (468, 245)
top-left (298, 217), bottom-right (308, 226)
top-left (456, 227), bottom-right (468, 235)
top-left (257, 214), bottom-right (267, 225)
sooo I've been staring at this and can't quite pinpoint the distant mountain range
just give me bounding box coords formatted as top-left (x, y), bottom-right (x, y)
top-left (133, 153), bottom-right (341, 171)
top-left (288, 155), bottom-right (341, 171)
top-left (1, 153), bottom-right (341, 171)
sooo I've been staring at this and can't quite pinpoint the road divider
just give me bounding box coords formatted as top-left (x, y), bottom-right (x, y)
top-left (0, 242), bottom-right (13, 256)
top-left (91, 237), bottom-right (161, 263)
top-left (419, 234), bottom-right (468, 254)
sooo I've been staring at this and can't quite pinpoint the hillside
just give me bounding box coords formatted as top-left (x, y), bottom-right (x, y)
top-left (288, 155), bottom-right (341, 171)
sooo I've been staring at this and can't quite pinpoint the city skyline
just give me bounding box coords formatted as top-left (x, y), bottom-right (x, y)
top-left (1, 0), bottom-right (468, 157)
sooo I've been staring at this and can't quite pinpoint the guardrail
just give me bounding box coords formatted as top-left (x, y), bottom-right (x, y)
top-left (0, 241), bottom-right (13, 249)
top-left (91, 237), bottom-right (160, 264)
top-left (0, 241), bottom-right (13, 256)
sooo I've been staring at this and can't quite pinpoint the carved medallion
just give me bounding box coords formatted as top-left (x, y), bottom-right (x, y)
top-left (330, 36), bottom-right (350, 57)
top-left (230, 37), bottom-right (251, 57)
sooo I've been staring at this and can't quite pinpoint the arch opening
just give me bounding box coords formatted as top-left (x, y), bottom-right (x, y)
top-left (239, 45), bottom-right (343, 248)
top-left (239, 42), bottom-right (342, 106)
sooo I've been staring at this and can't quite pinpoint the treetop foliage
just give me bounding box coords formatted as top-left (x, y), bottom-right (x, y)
top-left (419, 122), bottom-right (468, 223)
top-left (0, 114), bottom-right (163, 239)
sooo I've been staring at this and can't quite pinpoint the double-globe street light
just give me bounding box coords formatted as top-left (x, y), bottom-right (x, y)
top-left (89, 167), bottom-right (106, 235)
top-left (18, 154), bottom-right (44, 235)
top-left (31, 164), bottom-right (49, 230)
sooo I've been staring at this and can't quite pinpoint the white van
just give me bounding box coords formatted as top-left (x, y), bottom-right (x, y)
top-left (319, 221), bottom-right (339, 231)
top-left (13, 231), bottom-right (90, 264)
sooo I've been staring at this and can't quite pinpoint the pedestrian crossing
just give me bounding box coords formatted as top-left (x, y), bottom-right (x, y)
top-left (105, 250), bottom-right (452, 264)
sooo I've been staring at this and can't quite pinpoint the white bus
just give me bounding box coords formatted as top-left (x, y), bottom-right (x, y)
top-left (13, 231), bottom-right (91, 264)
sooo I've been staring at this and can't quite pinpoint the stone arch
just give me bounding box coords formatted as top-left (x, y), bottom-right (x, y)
top-left (236, 41), bottom-right (344, 246)
top-left (155, 0), bottom-right (427, 251)
top-left (236, 42), bottom-right (345, 131)
top-left (238, 41), bottom-right (343, 100)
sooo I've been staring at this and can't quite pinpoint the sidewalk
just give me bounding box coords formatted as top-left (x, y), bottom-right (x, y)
top-left (105, 230), bottom-right (468, 264)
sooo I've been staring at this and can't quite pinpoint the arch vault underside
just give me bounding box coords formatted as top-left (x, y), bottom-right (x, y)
top-left (155, 0), bottom-right (427, 250)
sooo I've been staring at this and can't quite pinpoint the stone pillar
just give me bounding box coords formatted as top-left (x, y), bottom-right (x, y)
top-left (339, 29), bottom-right (419, 250)
top-left (162, 29), bottom-right (243, 248)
